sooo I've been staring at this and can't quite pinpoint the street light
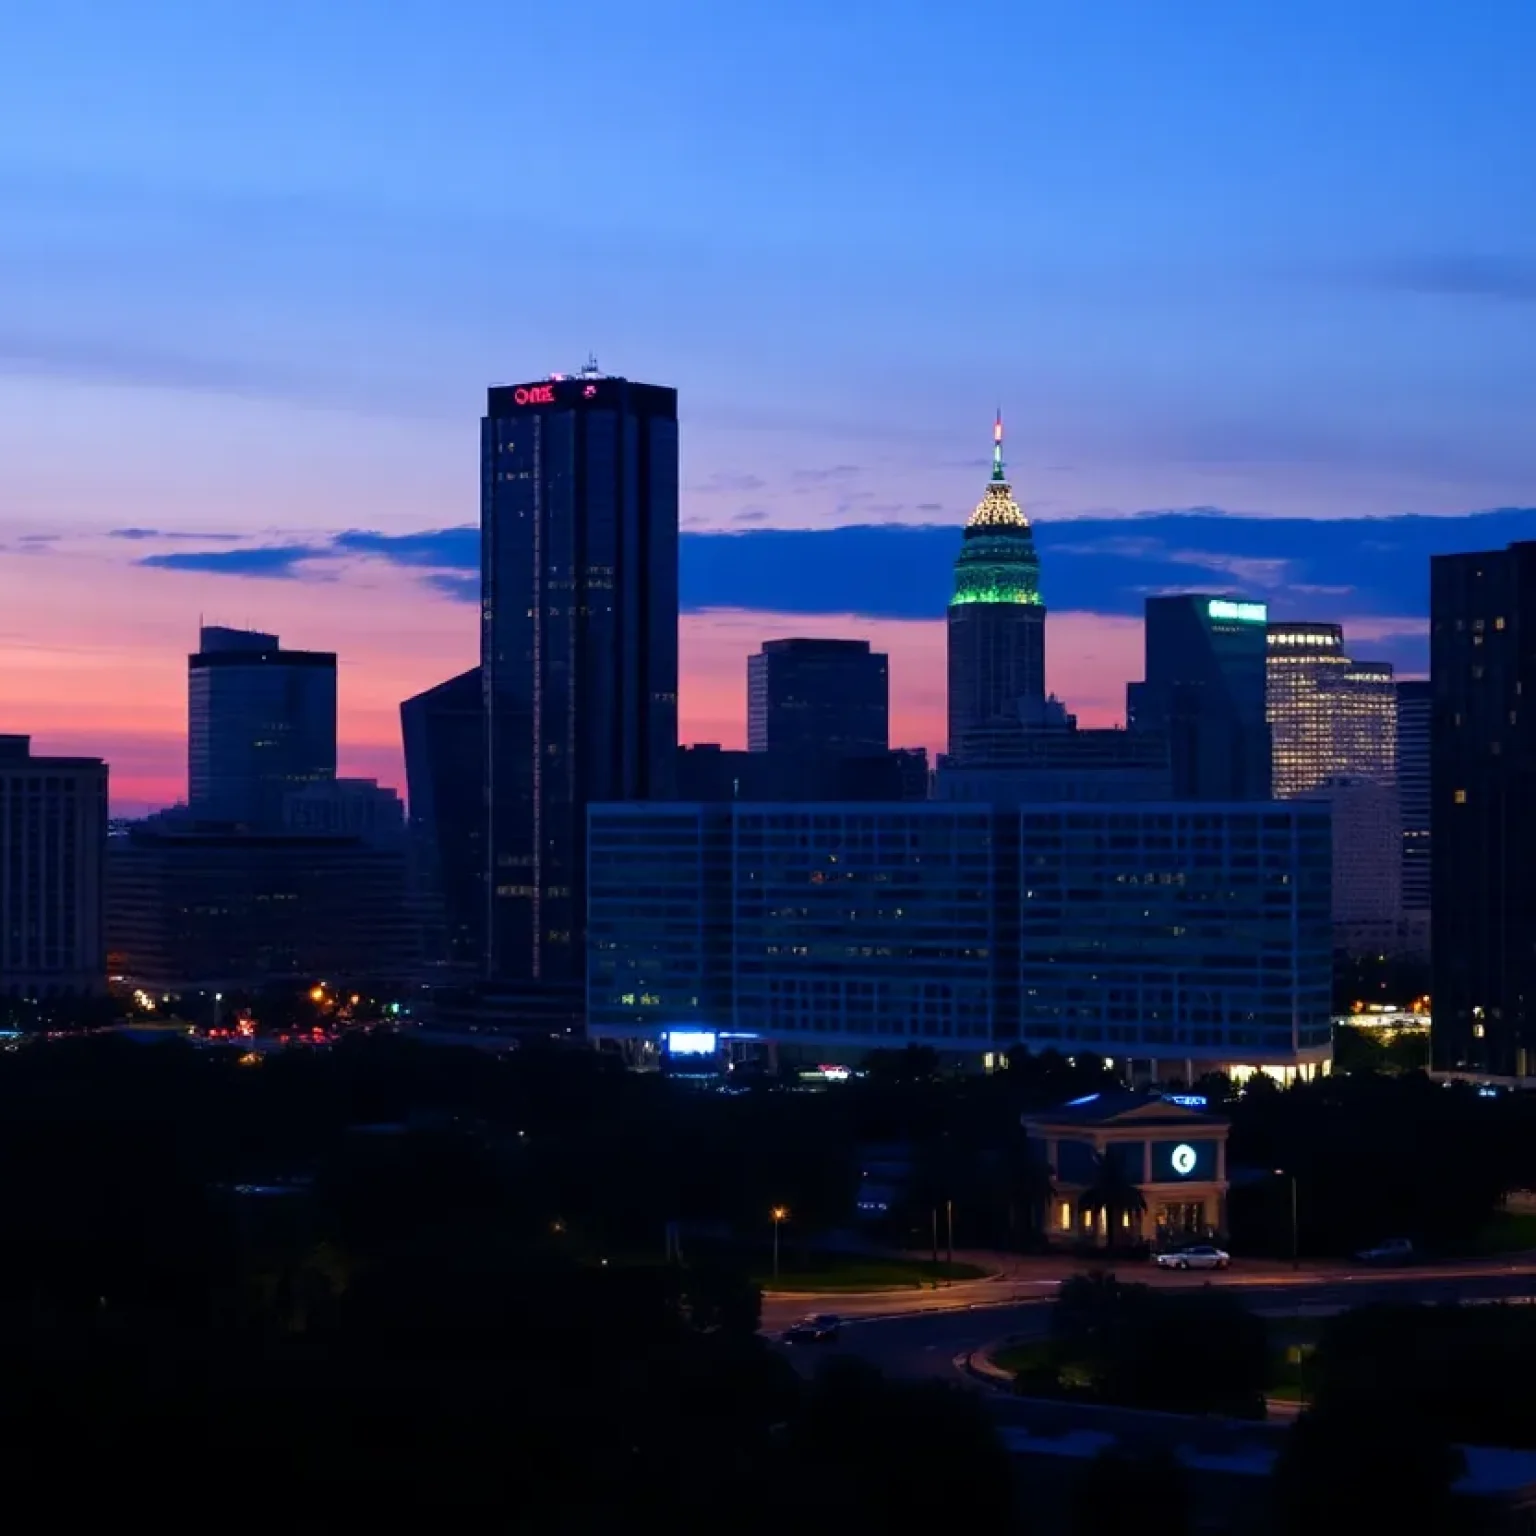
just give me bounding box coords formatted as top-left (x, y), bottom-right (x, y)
top-left (771, 1205), bottom-right (789, 1282)
top-left (1274, 1168), bottom-right (1299, 1270)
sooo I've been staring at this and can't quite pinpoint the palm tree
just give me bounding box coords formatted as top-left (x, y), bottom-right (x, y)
top-left (1078, 1151), bottom-right (1147, 1248)
top-left (1002, 1133), bottom-right (1056, 1248)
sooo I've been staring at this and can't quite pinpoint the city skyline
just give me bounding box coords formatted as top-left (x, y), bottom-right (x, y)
top-left (2, 4), bottom-right (1533, 810)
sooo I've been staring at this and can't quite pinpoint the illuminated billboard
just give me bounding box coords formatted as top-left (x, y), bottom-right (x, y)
top-left (664, 1029), bottom-right (718, 1056)
top-left (1207, 599), bottom-right (1267, 624)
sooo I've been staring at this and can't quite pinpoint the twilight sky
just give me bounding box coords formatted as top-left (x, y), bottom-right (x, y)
top-left (0, 1), bottom-right (1533, 812)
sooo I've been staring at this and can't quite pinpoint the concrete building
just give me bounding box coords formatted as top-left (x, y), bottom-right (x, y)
top-left (482, 366), bottom-right (678, 1023)
top-left (587, 801), bottom-right (1333, 1081)
top-left (746, 638), bottom-right (888, 758)
top-left (935, 725), bottom-right (1170, 804)
top-left (0, 735), bottom-right (107, 999)
top-left (283, 778), bottom-right (404, 845)
top-left (188, 626), bottom-right (336, 828)
top-left (677, 744), bottom-right (928, 804)
top-left (1127, 594), bottom-right (1271, 800)
top-left (1431, 541), bottom-right (1536, 1079)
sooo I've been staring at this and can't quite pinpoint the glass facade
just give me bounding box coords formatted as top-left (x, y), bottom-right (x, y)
top-left (588, 801), bottom-right (1333, 1070)
top-left (746, 638), bottom-right (889, 758)
top-left (1127, 594), bottom-right (1271, 799)
top-left (1396, 679), bottom-right (1431, 920)
top-left (1430, 542), bottom-right (1536, 1076)
top-left (188, 626), bottom-right (337, 829)
top-left (482, 374), bottom-right (678, 1000)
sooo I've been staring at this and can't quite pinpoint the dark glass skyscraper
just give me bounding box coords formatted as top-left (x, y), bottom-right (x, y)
top-left (1126, 595), bottom-right (1271, 799)
top-left (482, 367), bottom-right (678, 1009)
top-left (946, 414), bottom-right (1045, 762)
top-left (401, 667), bottom-right (485, 970)
top-left (187, 625), bottom-right (336, 828)
top-left (1395, 678), bottom-right (1431, 936)
top-left (1430, 542), bottom-right (1536, 1076)
top-left (746, 638), bottom-right (888, 758)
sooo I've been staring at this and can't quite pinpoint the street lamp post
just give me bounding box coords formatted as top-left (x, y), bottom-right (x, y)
top-left (1275, 1169), bottom-right (1299, 1270)
top-left (771, 1206), bottom-right (788, 1282)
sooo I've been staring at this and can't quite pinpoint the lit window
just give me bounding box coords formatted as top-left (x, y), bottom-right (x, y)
top-left (1454, 789), bottom-right (1468, 805)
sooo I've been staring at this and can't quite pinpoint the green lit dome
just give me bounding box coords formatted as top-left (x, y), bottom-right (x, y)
top-left (949, 415), bottom-right (1042, 607)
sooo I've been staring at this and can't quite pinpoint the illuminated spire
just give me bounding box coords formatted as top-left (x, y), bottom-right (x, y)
top-left (952, 407), bottom-right (1041, 605)
top-left (992, 409), bottom-right (1005, 483)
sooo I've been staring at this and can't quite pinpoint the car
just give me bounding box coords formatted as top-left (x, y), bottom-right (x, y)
top-left (783, 1313), bottom-right (842, 1344)
top-left (1355, 1238), bottom-right (1414, 1265)
top-left (1154, 1244), bottom-right (1230, 1271)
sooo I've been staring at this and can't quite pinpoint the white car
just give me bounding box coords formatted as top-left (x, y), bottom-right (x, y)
top-left (1155, 1244), bottom-right (1230, 1271)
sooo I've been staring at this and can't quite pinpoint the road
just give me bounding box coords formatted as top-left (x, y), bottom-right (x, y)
top-left (765, 1258), bottom-right (1536, 1384)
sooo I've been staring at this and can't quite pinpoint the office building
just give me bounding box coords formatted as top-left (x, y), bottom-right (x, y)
top-left (588, 801), bottom-right (1333, 1082)
top-left (0, 736), bottom-right (108, 999)
top-left (947, 414), bottom-right (1047, 763)
top-left (482, 365), bottom-right (678, 1018)
top-left (188, 625), bottom-right (337, 828)
top-left (401, 668), bottom-right (486, 970)
top-left (1126, 595), bottom-right (1271, 799)
top-left (747, 638), bottom-right (888, 758)
top-left (1266, 624), bottom-right (1396, 796)
top-left (1294, 777), bottom-right (1401, 953)
top-left (1396, 679), bottom-right (1431, 947)
top-left (677, 743), bottom-right (928, 803)
top-left (935, 726), bottom-right (1171, 804)
top-left (283, 778), bottom-right (404, 845)
top-left (1430, 542), bottom-right (1536, 1077)
top-left (109, 826), bottom-right (415, 993)
top-left (1267, 622), bottom-right (1399, 953)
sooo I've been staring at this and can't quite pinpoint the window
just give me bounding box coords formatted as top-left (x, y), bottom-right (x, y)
top-left (1454, 789), bottom-right (1468, 805)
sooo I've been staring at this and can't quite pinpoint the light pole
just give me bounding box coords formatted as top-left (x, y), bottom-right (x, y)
top-left (771, 1205), bottom-right (788, 1282)
top-left (1275, 1169), bottom-right (1299, 1270)
top-left (945, 1197), bottom-right (954, 1281)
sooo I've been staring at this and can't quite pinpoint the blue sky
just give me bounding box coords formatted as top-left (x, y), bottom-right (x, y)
top-left (0, 1), bottom-right (1531, 804)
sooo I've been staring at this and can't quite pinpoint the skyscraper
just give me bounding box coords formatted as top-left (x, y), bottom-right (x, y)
top-left (1265, 624), bottom-right (1396, 796)
top-left (746, 638), bottom-right (889, 758)
top-left (188, 625), bottom-right (337, 827)
top-left (401, 667), bottom-right (485, 970)
top-left (946, 413), bottom-right (1045, 763)
top-left (1127, 595), bottom-right (1271, 799)
top-left (482, 365), bottom-right (678, 1012)
top-left (1396, 679), bottom-right (1431, 946)
top-left (1430, 542), bottom-right (1536, 1076)
top-left (0, 735), bottom-right (107, 1001)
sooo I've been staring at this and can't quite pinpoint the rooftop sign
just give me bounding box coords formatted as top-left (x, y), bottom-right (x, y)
top-left (1207, 599), bottom-right (1267, 624)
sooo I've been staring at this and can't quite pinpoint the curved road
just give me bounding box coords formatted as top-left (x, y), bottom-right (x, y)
top-left (765, 1257), bottom-right (1536, 1382)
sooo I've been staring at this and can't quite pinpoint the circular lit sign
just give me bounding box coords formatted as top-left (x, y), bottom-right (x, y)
top-left (1170, 1143), bottom-right (1197, 1177)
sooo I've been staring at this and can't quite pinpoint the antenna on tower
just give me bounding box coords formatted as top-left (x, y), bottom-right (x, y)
top-left (582, 351), bottom-right (601, 377)
top-left (991, 408), bottom-right (1005, 483)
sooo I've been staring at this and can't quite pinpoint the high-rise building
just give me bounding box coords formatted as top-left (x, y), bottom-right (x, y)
top-left (109, 827), bottom-right (415, 992)
top-left (1267, 622), bottom-right (1399, 954)
top-left (1396, 679), bottom-right (1431, 948)
top-left (588, 800), bottom-right (1333, 1082)
top-left (401, 668), bottom-right (486, 970)
top-left (283, 778), bottom-right (405, 845)
top-left (1127, 595), bottom-right (1271, 799)
top-left (1430, 542), bottom-right (1536, 1077)
top-left (946, 414), bottom-right (1046, 763)
top-left (0, 735), bottom-right (107, 999)
top-left (188, 625), bottom-right (336, 828)
top-left (746, 639), bottom-right (888, 758)
top-left (482, 365), bottom-right (678, 1014)
top-left (1265, 624), bottom-right (1396, 796)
